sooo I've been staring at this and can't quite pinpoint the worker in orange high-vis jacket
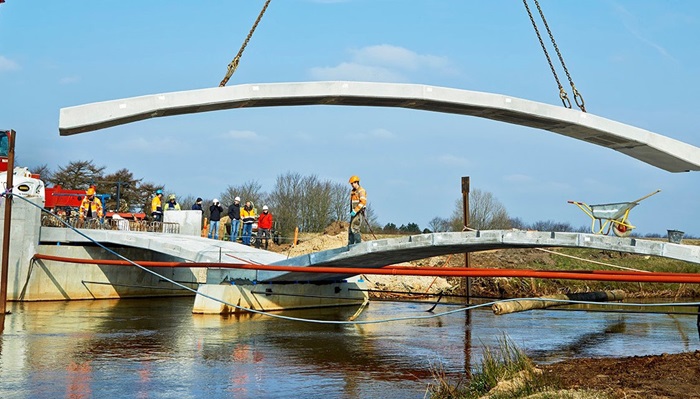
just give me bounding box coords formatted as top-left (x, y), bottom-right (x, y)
top-left (348, 175), bottom-right (367, 245)
top-left (79, 187), bottom-right (104, 222)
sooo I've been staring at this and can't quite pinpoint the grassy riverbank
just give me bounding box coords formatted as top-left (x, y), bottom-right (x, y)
top-left (428, 336), bottom-right (700, 399)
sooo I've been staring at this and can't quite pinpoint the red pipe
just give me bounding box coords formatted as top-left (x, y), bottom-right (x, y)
top-left (32, 253), bottom-right (700, 284)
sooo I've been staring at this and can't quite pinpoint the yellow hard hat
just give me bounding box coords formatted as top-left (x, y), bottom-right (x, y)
top-left (86, 187), bottom-right (95, 196)
top-left (349, 175), bottom-right (360, 184)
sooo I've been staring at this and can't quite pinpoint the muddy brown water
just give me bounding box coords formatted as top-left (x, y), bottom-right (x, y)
top-left (0, 297), bottom-right (698, 399)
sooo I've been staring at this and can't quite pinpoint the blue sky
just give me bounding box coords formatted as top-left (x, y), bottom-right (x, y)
top-left (1, 1), bottom-right (699, 236)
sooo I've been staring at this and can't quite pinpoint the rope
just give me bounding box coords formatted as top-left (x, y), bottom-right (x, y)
top-left (535, 247), bottom-right (651, 273)
top-left (219, 0), bottom-right (272, 87)
top-left (13, 193), bottom-right (700, 325)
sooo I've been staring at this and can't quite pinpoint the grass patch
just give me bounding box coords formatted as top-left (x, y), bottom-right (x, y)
top-left (427, 335), bottom-right (611, 399)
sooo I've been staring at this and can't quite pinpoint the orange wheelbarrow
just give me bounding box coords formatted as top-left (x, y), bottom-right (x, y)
top-left (568, 190), bottom-right (660, 237)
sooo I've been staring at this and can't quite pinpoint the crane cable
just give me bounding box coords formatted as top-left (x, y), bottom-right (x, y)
top-left (219, 0), bottom-right (272, 87)
top-left (522, 0), bottom-right (586, 112)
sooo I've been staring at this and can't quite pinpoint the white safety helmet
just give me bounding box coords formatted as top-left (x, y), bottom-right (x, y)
top-left (234, 196), bottom-right (241, 202)
top-left (213, 198), bottom-right (219, 204)
top-left (262, 205), bottom-right (269, 210)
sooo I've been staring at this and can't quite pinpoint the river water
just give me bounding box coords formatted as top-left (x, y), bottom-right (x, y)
top-left (1, 297), bottom-right (698, 399)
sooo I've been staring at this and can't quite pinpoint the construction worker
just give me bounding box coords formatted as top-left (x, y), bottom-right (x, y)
top-left (348, 175), bottom-right (366, 245)
top-left (79, 187), bottom-right (104, 223)
top-left (191, 197), bottom-right (203, 211)
top-left (241, 201), bottom-right (257, 245)
top-left (256, 205), bottom-right (273, 249)
top-left (163, 194), bottom-right (181, 211)
top-left (208, 199), bottom-right (224, 239)
top-left (227, 196), bottom-right (242, 242)
top-left (151, 189), bottom-right (164, 222)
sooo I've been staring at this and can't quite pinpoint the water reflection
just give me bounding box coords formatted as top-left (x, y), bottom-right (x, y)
top-left (0, 298), bottom-right (698, 399)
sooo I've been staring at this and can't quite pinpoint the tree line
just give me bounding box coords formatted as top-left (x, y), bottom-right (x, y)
top-left (35, 160), bottom-right (687, 240)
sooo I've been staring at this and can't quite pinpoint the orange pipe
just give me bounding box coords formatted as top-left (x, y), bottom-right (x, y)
top-left (32, 253), bottom-right (247, 268)
top-left (31, 253), bottom-right (700, 284)
top-left (387, 265), bottom-right (700, 278)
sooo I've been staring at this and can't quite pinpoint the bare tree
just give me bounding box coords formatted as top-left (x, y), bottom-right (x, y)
top-left (30, 164), bottom-right (52, 182)
top-left (268, 172), bottom-right (305, 238)
top-left (329, 181), bottom-right (346, 222)
top-left (362, 203), bottom-right (381, 233)
top-left (221, 180), bottom-right (264, 210)
top-left (450, 188), bottom-right (511, 231)
top-left (428, 216), bottom-right (450, 233)
top-left (302, 175), bottom-right (335, 232)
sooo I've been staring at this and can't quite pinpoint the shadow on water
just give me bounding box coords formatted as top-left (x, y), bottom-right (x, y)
top-left (193, 306), bottom-right (437, 381)
top-left (528, 319), bottom-right (627, 362)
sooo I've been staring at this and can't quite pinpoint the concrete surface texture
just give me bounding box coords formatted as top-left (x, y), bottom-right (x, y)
top-left (59, 81), bottom-right (700, 172)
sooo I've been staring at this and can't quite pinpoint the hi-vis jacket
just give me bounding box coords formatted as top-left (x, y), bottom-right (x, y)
top-left (241, 207), bottom-right (257, 224)
top-left (151, 195), bottom-right (162, 214)
top-left (79, 196), bottom-right (104, 219)
top-left (351, 185), bottom-right (367, 214)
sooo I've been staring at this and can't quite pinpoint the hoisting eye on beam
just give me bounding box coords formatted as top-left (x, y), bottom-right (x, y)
top-left (522, 0), bottom-right (586, 112)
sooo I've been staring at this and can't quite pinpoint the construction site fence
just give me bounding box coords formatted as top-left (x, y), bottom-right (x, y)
top-left (41, 215), bottom-right (180, 234)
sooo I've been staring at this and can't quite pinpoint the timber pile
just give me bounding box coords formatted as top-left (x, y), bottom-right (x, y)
top-left (492, 290), bottom-right (626, 315)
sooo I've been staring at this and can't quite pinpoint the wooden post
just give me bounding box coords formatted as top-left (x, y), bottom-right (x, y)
top-left (461, 176), bottom-right (472, 376)
top-left (461, 177), bottom-right (471, 305)
top-left (1, 130), bottom-right (16, 322)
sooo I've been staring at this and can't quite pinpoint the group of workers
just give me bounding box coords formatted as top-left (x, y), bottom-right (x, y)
top-left (77, 174), bottom-right (366, 248)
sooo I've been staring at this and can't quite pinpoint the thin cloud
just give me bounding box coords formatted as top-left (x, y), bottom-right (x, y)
top-left (310, 62), bottom-right (405, 82)
top-left (221, 130), bottom-right (260, 140)
top-left (350, 45), bottom-right (451, 72)
top-left (504, 174), bottom-right (533, 183)
top-left (0, 55), bottom-right (19, 72)
top-left (613, 3), bottom-right (677, 62)
top-left (437, 154), bottom-right (469, 167)
top-left (350, 127), bottom-right (397, 140)
top-left (111, 136), bottom-right (185, 154)
top-left (309, 44), bottom-right (456, 82)
top-left (59, 76), bottom-right (80, 85)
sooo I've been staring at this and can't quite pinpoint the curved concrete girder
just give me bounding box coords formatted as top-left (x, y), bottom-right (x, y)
top-left (267, 230), bottom-right (700, 283)
top-left (59, 81), bottom-right (700, 172)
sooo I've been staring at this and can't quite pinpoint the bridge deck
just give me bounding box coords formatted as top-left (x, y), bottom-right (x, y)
top-left (59, 81), bottom-right (700, 172)
top-left (40, 228), bottom-right (700, 284)
top-left (268, 230), bottom-right (700, 282)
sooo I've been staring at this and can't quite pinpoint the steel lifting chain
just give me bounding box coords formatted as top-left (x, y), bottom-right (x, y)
top-left (522, 0), bottom-right (586, 112)
top-left (219, 0), bottom-right (272, 87)
top-left (532, 0), bottom-right (585, 112)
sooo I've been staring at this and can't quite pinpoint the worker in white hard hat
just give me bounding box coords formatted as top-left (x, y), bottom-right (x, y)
top-left (227, 196), bottom-right (242, 242)
top-left (348, 175), bottom-right (367, 245)
top-left (208, 198), bottom-right (224, 240)
top-left (256, 205), bottom-right (273, 250)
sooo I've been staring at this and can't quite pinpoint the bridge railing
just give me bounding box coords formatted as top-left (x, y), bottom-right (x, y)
top-left (41, 214), bottom-right (180, 234)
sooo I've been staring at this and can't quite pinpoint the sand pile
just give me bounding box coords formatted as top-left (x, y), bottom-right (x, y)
top-left (279, 227), bottom-right (456, 296)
